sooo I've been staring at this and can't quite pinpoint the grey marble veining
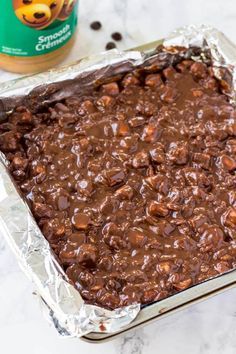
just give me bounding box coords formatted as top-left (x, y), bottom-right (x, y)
top-left (1, 1), bottom-right (236, 353)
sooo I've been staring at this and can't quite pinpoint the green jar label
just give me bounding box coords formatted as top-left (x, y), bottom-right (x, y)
top-left (0, 0), bottom-right (78, 57)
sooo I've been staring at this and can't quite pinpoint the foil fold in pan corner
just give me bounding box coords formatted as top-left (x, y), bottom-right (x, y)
top-left (164, 24), bottom-right (236, 103)
top-left (1, 24), bottom-right (236, 338)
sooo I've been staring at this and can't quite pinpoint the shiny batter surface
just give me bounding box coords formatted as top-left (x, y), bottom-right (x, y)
top-left (1, 56), bottom-right (236, 309)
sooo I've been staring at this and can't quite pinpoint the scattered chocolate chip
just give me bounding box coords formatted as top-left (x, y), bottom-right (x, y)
top-left (105, 42), bottom-right (116, 50)
top-left (90, 21), bottom-right (102, 30)
top-left (111, 32), bottom-right (122, 41)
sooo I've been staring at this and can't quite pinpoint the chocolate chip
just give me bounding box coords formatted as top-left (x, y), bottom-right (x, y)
top-left (132, 151), bottom-right (149, 168)
top-left (105, 42), bottom-right (116, 50)
top-left (127, 229), bottom-right (147, 248)
top-left (101, 82), bottom-right (119, 96)
top-left (222, 207), bottom-right (236, 228)
top-left (77, 243), bottom-right (98, 267)
top-left (111, 32), bottom-right (122, 41)
top-left (104, 167), bottom-right (126, 186)
top-left (190, 62), bottom-right (207, 79)
top-left (72, 213), bottom-right (90, 230)
top-left (90, 21), bottom-right (102, 30)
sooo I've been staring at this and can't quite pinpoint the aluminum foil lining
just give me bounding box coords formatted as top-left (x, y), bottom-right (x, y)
top-left (0, 24), bottom-right (236, 338)
top-left (164, 25), bottom-right (236, 103)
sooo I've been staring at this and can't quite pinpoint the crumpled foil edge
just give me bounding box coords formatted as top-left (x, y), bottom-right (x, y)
top-left (164, 24), bottom-right (236, 103)
top-left (0, 24), bottom-right (236, 338)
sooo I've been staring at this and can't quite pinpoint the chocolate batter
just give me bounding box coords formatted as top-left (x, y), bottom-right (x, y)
top-left (0, 53), bottom-right (236, 310)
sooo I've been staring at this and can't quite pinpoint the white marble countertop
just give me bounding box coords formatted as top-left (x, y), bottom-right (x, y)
top-left (1, 1), bottom-right (236, 353)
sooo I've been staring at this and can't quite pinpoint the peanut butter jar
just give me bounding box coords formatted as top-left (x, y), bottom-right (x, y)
top-left (0, 0), bottom-right (78, 74)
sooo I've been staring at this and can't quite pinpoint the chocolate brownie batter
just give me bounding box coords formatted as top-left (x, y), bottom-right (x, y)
top-left (0, 52), bottom-right (236, 310)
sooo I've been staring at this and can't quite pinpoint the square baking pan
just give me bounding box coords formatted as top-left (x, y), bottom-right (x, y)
top-left (1, 35), bottom-right (236, 343)
top-left (80, 39), bottom-right (236, 342)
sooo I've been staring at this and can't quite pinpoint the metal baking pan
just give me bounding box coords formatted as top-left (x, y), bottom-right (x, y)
top-left (1, 32), bottom-right (236, 342)
top-left (83, 269), bottom-right (236, 342)
top-left (82, 39), bottom-right (236, 342)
